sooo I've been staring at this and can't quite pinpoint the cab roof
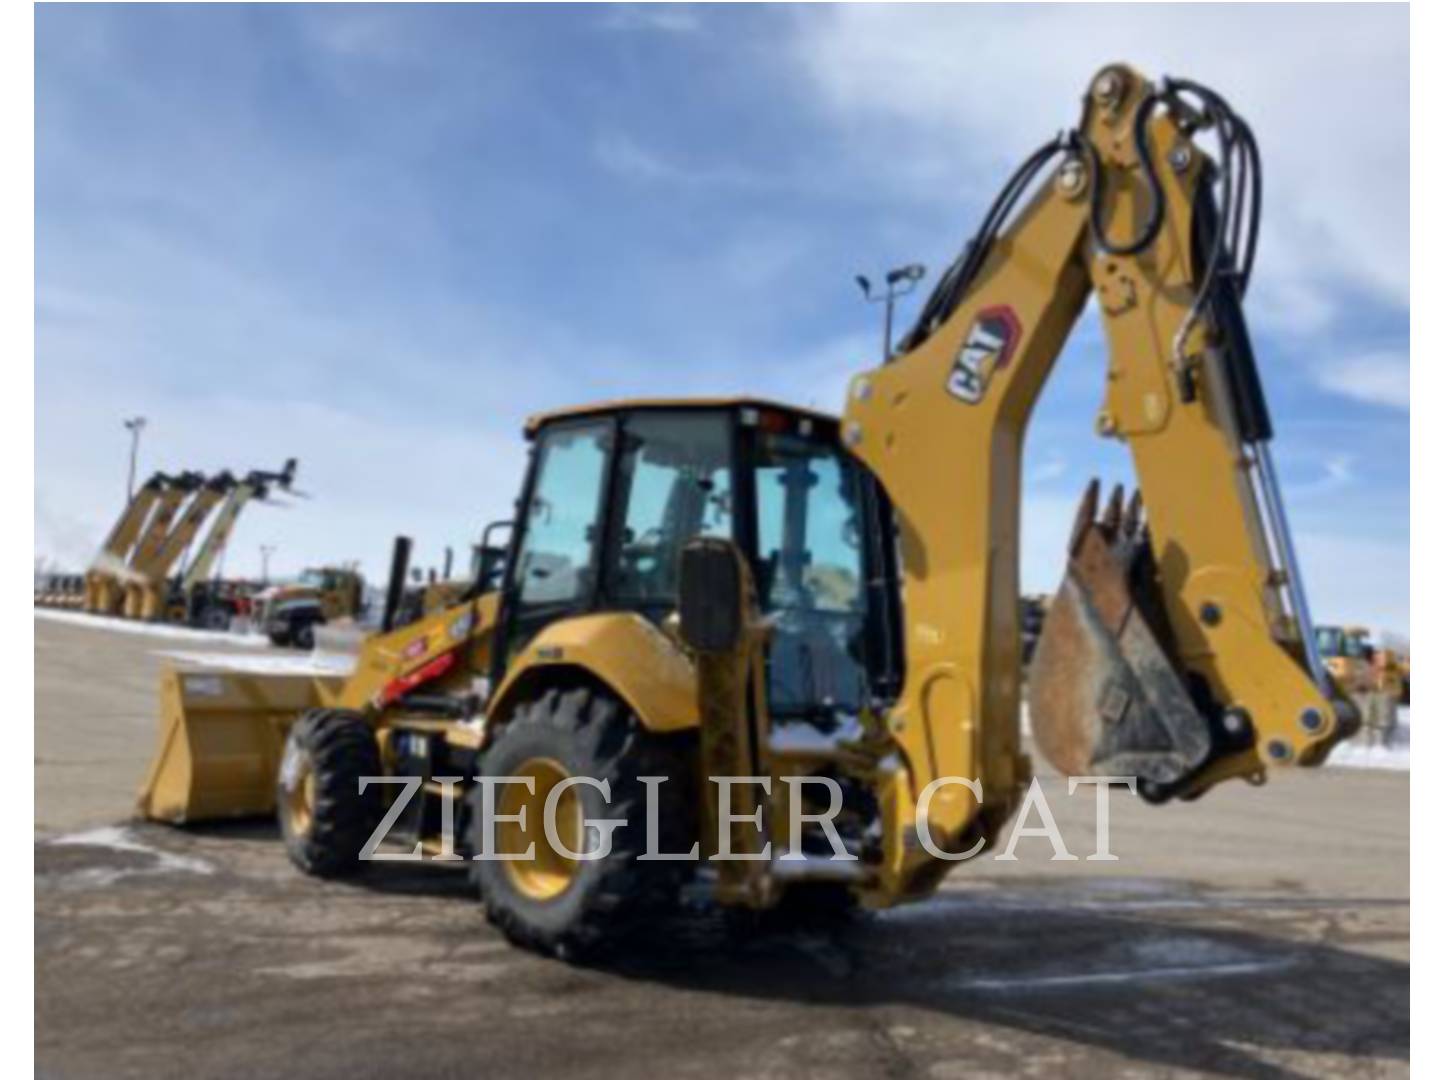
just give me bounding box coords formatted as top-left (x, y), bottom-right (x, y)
top-left (524, 396), bottom-right (839, 437)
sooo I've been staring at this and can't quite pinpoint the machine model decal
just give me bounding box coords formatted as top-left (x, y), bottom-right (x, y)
top-left (182, 674), bottom-right (225, 697)
top-left (946, 305), bottom-right (1022, 404)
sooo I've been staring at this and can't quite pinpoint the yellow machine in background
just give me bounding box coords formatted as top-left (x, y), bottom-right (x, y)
top-left (63, 460), bottom-right (300, 625)
top-left (141, 66), bottom-right (1355, 957)
top-left (253, 566), bottom-right (366, 648)
top-left (1316, 624), bottom-right (1409, 706)
top-left (83, 471), bottom-right (197, 614)
top-left (1375, 646), bottom-right (1410, 706)
top-left (1316, 625), bottom-right (1378, 694)
top-left (123, 473), bottom-right (235, 620)
top-left (173, 460), bottom-right (298, 628)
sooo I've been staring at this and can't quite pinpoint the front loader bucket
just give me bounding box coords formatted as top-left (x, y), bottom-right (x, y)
top-left (137, 665), bottom-right (344, 824)
top-left (1028, 481), bottom-right (1215, 794)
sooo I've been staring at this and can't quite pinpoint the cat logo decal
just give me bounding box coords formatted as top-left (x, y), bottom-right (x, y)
top-left (946, 305), bottom-right (1021, 404)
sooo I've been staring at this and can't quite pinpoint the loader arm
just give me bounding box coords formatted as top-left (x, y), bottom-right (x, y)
top-left (137, 473), bottom-right (234, 582)
top-left (181, 480), bottom-right (258, 592)
top-left (180, 460), bottom-right (297, 592)
top-left (126, 472), bottom-right (204, 574)
top-left (124, 473), bottom-right (238, 619)
top-left (83, 471), bottom-right (170, 612)
top-left (91, 471), bottom-right (168, 568)
top-left (842, 65), bottom-right (1350, 891)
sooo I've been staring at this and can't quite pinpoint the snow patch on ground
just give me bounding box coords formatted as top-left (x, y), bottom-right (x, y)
top-left (952, 954), bottom-right (1291, 992)
top-left (48, 825), bottom-right (214, 886)
top-left (947, 934), bottom-right (1291, 992)
top-left (1328, 707), bottom-right (1409, 772)
top-left (151, 649), bottom-right (356, 677)
top-left (35, 607), bottom-right (270, 647)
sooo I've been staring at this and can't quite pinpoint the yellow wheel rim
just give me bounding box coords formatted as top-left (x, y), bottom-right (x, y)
top-left (498, 757), bottom-right (582, 901)
top-left (285, 762), bottom-right (316, 837)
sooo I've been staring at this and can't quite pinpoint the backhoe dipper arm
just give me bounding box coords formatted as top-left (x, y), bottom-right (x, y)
top-left (841, 65), bottom-right (1348, 897)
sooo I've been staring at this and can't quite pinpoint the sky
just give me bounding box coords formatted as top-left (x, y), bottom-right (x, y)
top-left (35, 3), bottom-right (1409, 635)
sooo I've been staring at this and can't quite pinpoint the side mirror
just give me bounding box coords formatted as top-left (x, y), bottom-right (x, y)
top-left (678, 538), bottom-right (745, 653)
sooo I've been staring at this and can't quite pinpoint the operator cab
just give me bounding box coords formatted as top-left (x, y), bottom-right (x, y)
top-left (493, 399), bottom-right (903, 721)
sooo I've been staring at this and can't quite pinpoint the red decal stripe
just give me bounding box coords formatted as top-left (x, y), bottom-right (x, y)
top-left (379, 650), bottom-right (457, 707)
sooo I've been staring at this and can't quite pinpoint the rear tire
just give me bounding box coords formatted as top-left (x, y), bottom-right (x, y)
top-left (471, 684), bottom-right (695, 959)
top-left (278, 709), bottom-right (383, 878)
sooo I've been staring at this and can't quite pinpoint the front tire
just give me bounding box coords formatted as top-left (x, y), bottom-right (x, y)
top-left (293, 617), bottom-right (319, 651)
top-left (471, 684), bottom-right (695, 958)
top-left (278, 709), bottom-right (383, 878)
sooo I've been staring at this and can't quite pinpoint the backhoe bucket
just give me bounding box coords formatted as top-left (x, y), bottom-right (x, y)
top-left (137, 665), bottom-right (344, 823)
top-left (1028, 481), bottom-right (1214, 792)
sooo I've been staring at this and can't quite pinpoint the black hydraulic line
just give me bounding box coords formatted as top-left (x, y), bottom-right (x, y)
top-left (1193, 181), bottom-right (1273, 443)
top-left (1230, 115), bottom-right (1262, 294)
top-left (1163, 78), bottom-right (1261, 313)
top-left (895, 72), bottom-right (1265, 416)
top-left (1085, 90), bottom-right (1167, 256)
top-left (899, 134), bottom-right (1071, 354)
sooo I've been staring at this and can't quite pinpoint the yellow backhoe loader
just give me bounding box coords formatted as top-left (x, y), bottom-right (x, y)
top-left (1316, 623), bottom-right (1406, 743)
top-left (140, 66), bottom-right (1356, 957)
top-left (1316, 625), bottom-right (1378, 695)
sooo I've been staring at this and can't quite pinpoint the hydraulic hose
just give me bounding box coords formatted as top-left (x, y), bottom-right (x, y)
top-left (1084, 89), bottom-right (1166, 256)
top-left (898, 133), bottom-right (1072, 355)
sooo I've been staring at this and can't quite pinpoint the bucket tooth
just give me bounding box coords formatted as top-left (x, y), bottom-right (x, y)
top-left (1123, 489), bottom-right (1144, 539)
top-left (1029, 484), bottom-right (1214, 789)
top-left (1101, 483), bottom-right (1124, 536)
top-left (1068, 478), bottom-right (1101, 554)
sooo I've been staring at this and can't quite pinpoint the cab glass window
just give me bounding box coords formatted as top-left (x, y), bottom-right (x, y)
top-left (753, 431), bottom-right (868, 714)
top-left (515, 423), bottom-right (610, 607)
top-left (606, 412), bottom-right (733, 605)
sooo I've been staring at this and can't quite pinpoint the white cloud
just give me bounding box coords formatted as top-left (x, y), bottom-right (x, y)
top-left (787, 4), bottom-right (1408, 329)
top-left (594, 133), bottom-right (684, 184)
top-left (1029, 455), bottom-right (1068, 485)
top-left (598, 5), bottom-right (702, 36)
top-left (592, 132), bottom-right (780, 192)
top-left (1316, 352), bottom-right (1410, 410)
top-left (299, 9), bottom-right (415, 62)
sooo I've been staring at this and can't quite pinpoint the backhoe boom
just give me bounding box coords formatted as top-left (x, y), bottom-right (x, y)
top-left (841, 64), bottom-right (1352, 893)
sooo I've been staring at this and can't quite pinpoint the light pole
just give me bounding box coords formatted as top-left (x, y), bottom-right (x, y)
top-left (856, 263), bottom-right (926, 362)
top-left (123, 417), bottom-right (147, 500)
top-left (259, 545), bottom-right (276, 585)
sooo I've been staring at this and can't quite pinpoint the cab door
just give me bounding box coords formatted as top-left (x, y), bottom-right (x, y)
top-left (496, 418), bottom-right (614, 663)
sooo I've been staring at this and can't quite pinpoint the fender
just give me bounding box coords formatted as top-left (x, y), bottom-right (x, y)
top-left (487, 612), bottom-right (698, 734)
